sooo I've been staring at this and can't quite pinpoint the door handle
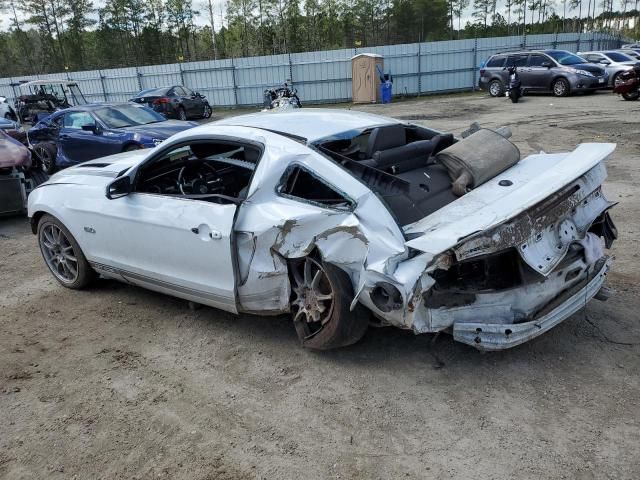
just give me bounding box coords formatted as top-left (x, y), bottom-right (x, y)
top-left (60, 134), bottom-right (69, 139)
top-left (191, 227), bottom-right (221, 239)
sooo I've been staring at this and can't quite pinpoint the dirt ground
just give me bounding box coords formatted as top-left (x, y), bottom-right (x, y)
top-left (1, 91), bottom-right (639, 480)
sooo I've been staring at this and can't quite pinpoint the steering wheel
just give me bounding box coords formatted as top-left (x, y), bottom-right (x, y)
top-left (177, 162), bottom-right (219, 195)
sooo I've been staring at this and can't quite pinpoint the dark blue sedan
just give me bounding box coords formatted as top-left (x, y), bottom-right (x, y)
top-left (28, 102), bottom-right (199, 173)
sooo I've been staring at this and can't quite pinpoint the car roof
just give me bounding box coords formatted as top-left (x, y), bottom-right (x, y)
top-left (213, 109), bottom-right (403, 142)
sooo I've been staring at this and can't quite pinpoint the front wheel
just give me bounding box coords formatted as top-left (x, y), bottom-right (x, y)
top-left (202, 104), bottom-right (212, 118)
top-left (289, 256), bottom-right (369, 350)
top-left (37, 214), bottom-right (96, 289)
top-left (552, 78), bottom-right (570, 97)
top-left (622, 90), bottom-right (640, 101)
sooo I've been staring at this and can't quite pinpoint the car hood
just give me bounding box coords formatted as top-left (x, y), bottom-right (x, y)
top-left (404, 143), bottom-right (615, 271)
top-left (117, 120), bottom-right (198, 139)
top-left (46, 149), bottom-right (150, 183)
top-left (572, 63), bottom-right (605, 75)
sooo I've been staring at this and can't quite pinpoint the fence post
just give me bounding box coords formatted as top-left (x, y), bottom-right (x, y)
top-left (417, 43), bottom-right (422, 96)
top-left (178, 63), bottom-right (185, 86)
top-left (288, 52), bottom-right (294, 83)
top-left (99, 70), bottom-right (108, 102)
top-left (471, 37), bottom-right (478, 92)
top-left (135, 67), bottom-right (143, 90)
top-left (553, 31), bottom-right (558, 49)
top-left (576, 31), bottom-right (581, 53)
top-left (231, 58), bottom-right (238, 107)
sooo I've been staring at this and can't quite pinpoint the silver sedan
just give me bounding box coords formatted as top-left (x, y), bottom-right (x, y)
top-left (578, 50), bottom-right (637, 87)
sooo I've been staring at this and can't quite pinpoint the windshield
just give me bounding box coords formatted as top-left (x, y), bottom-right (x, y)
top-left (546, 51), bottom-right (586, 65)
top-left (605, 52), bottom-right (634, 62)
top-left (94, 104), bottom-right (166, 128)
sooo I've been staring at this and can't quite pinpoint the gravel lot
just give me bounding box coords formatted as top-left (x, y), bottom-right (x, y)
top-left (1, 91), bottom-right (639, 480)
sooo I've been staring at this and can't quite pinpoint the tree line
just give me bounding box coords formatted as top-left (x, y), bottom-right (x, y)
top-left (0, 0), bottom-right (637, 77)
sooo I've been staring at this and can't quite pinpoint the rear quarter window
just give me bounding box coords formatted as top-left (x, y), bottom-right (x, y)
top-left (486, 56), bottom-right (506, 68)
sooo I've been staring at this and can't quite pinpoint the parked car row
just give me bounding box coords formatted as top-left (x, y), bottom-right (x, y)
top-left (479, 48), bottom-right (639, 97)
top-left (10, 83), bottom-right (208, 173)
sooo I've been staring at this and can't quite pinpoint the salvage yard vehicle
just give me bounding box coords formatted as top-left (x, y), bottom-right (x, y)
top-left (28, 102), bottom-right (199, 173)
top-left (28, 109), bottom-right (617, 351)
top-left (612, 62), bottom-right (640, 101)
top-left (480, 50), bottom-right (608, 97)
top-left (0, 130), bottom-right (48, 216)
top-left (578, 51), bottom-right (637, 87)
top-left (130, 85), bottom-right (213, 120)
top-left (12, 80), bottom-right (88, 123)
top-left (0, 95), bottom-right (18, 120)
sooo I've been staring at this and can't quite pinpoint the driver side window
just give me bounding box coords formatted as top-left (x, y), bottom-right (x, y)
top-left (63, 111), bottom-right (94, 129)
top-left (135, 140), bottom-right (262, 203)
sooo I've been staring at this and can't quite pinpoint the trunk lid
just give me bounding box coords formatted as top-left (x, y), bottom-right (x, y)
top-left (404, 143), bottom-right (615, 264)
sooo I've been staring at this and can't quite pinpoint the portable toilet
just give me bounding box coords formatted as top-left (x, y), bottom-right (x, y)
top-left (351, 53), bottom-right (383, 103)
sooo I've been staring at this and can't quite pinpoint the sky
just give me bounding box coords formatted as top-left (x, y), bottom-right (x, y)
top-left (0, 0), bottom-right (612, 33)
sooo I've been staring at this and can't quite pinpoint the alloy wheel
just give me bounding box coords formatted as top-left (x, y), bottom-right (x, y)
top-left (36, 146), bottom-right (54, 173)
top-left (39, 224), bottom-right (79, 284)
top-left (489, 81), bottom-right (502, 97)
top-left (553, 80), bottom-right (568, 96)
top-left (178, 108), bottom-right (187, 120)
top-left (290, 257), bottom-right (335, 340)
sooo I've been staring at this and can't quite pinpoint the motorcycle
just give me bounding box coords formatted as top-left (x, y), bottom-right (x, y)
top-left (613, 62), bottom-right (640, 101)
top-left (263, 82), bottom-right (302, 111)
top-left (504, 65), bottom-right (522, 103)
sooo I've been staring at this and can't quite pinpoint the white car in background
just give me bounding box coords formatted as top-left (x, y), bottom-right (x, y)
top-left (578, 50), bottom-right (638, 86)
top-left (0, 95), bottom-right (17, 120)
top-left (28, 110), bottom-right (618, 351)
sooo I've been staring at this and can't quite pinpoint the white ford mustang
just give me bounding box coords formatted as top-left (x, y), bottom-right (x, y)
top-left (28, 109), bottom-right (618, 350)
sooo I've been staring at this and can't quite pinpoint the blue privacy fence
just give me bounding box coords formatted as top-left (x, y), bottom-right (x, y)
top-left (0, 32), bottom-right (622, 108)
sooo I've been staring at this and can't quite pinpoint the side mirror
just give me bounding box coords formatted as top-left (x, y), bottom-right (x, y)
top-left (81, 123), bottom-right (100, 134)
top-left (541, 61), bottom-right (552, 68)
top-left (599, 59), bottom-right (611, 65)
top-left (106, 176), bottom-right (131, 199)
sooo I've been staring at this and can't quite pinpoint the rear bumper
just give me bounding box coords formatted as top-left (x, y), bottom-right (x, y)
top-left (452, 256), bottom-right (611, 350)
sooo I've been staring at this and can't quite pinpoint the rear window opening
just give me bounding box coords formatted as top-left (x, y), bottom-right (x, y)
top-left (316, 124), bottom-right (459, 226)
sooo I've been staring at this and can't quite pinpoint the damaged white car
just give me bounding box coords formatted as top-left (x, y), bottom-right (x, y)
top-left (28, 110), bottom-right (617, 350)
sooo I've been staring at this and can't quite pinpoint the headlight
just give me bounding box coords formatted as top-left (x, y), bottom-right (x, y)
top-left (566, 68), bottom-right (594, 77)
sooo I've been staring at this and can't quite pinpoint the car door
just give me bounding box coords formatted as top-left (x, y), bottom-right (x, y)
top-left (79, 141), bottom-right (240, 313)
top-left (179, 86), bottom-right (200, 117)
top-left (521, 53), bottom-right (552, 90)
top-left (59, 111), bottom-right (106, 163)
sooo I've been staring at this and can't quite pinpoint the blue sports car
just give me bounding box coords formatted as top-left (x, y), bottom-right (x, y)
top-left (28, 102), bottom-right (199, 173)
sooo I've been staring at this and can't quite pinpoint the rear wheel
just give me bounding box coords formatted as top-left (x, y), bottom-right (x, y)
top-left (488, 79), bottom-right (503, 97)
top-left (552, 78), bottom-right (570, 97)
top-left (37, 214), bottom-right (95, 289)
top-left (33, 143), bottom-right (57, 174)
top-left (622, 90), bottom-right (640, 101)
top-left (178, 107), bottom-right (187, 121)
top-left (123, 144), bottom-right (142, 152)
top-left (289, 256), bottom-right (369, 350)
